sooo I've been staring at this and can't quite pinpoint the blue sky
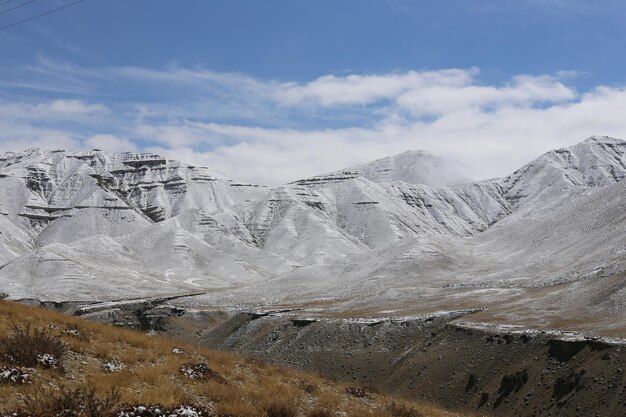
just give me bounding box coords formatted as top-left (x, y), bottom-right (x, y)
top-left (1, 0), bottom-right (626, 184)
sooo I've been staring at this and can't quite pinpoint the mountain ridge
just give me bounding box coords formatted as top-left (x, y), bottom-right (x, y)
top-left (325, 148), bottom-right (474, 187)
top-left (0, 136), bottom-right (625, 328)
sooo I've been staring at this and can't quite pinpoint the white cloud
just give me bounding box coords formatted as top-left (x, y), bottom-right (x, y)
top-left (84, 134), bottom-right (137, 153)
top-left (139, 84), bottom-right (626, 185)
top-left (1, 63), bottom-right (626, 185)
top-left (396, 74), bottom-right (576, 117)
top-left (0, 128), bottom-right (81, 154)
top-left (275, 69), bottom-right (477, 107)
top-left (0, 99), bottom-right (108, 120)
top-left (272, 70), bottom-right (576, 115)
top-left (135, 123), bottom-right (223, 148)
top-left (0, 99), bottom-right (110, 154)
top-left (43, 99), bottom-right (108, 114)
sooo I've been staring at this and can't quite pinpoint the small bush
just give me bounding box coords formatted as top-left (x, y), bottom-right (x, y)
top-left (102, 361), bottom-right (126, 372)
top-left (387, 402), bottom-right (424, 417)
top-left (180, 362), bottom-right (226, 383)
top-left (19, 384), bottom-right (120, 417)
top-left (308, 409), bottom-right (333, 417)
top-left (63, 323), bottom-right (84, 338)
top-left (346, 385), bottom-right (376, 398)
top-left (265, 402), bottom-right (297, 417)
top-left (0, 322), bottom-right (66, 369)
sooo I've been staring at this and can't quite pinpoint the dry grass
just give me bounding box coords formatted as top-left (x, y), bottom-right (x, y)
top-left (20, 384), bottom-right (121, 417)
top-left (0, 321), bottom-right (67, 369)
top-left (0, 301), bottom-right (472, 416)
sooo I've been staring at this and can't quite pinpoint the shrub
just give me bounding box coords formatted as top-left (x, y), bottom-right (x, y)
top-left (63, 323), bottom-right (85, 338)
top-left (346, 385), bottom-right (376, 398)
top-left (265, 402), bottom-right (297, 417)
top-left (308, 409), bottom-right (333, 417)
top-left (102, 361), bottom-right (126, 372)
top-left (387, 402), bottom-right (424, 417)
top-left (0, 322), bottom-right (66, 369)
top-left (180, 363), bottom-right (226, 383)
top-left (19, 384), bottom-right (120, 417)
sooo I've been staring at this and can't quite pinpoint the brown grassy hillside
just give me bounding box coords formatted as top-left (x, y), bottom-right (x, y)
top-left (0, 301), bottom-right (472, 417)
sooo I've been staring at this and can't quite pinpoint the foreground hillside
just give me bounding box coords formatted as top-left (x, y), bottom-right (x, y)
top-left (0, 301), bottom-right (468, 417)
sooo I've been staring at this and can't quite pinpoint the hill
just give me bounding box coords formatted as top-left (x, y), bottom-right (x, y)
top-left (0, 300), bottom-right (467, 417)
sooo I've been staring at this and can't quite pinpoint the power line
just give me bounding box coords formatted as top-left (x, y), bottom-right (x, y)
top-left (0, 0), bottom-right (37, 16)
top-left (0, 0), bottom-right (85, 30)
top-left (0, 0), bottom-right (16, 7)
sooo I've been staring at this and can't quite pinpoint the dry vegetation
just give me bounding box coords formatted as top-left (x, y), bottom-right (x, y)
top-left (0, 301), bottom-right (468, 417)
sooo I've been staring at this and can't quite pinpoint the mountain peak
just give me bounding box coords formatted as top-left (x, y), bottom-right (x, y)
top-left (582, 135), bottom-right (626, 145)
top-left (396, 149), bottom-right (433, 157)
top-left (334, 149), bottom-right (473, 187)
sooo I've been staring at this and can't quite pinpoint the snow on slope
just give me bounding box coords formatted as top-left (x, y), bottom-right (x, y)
top-left (0, 215), bottom-right (31, 265)
top-left (0, 136), bottom-right (625, 304)
top-left (177, 136), bottom-right (626, 312)
top-left (0, 221), bottom-right (295, 301)
top-left (500, 135), bottom-right (626, 208)
top-left (331, 150), bottom-right (473, 186)
top-left (0, 149), bottom-right (290, 300)
top-left (188, 175), bottom-right (626, 315)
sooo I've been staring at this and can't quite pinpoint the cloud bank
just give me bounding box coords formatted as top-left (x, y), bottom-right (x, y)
top-left (1, 60), bottom-right (626, 185)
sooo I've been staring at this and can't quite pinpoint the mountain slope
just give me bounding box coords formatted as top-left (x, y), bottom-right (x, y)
top-left (0, 136), bottom-right (625, 311)
top-left (331, 149), bottom-right (473, 186)
top-left (499, 135), bottom-right (626, 209)
top-left (0, 300), bottom-right (463, 417)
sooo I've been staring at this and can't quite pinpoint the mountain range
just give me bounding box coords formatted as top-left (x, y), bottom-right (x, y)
top-left (1, 136), bottom-right (625, 334)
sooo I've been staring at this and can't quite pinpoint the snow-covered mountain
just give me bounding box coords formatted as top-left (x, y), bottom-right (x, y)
top-left (1, 136), bottom-right (625, 325)
top-left (329, 149), bottom-right (473, 186)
